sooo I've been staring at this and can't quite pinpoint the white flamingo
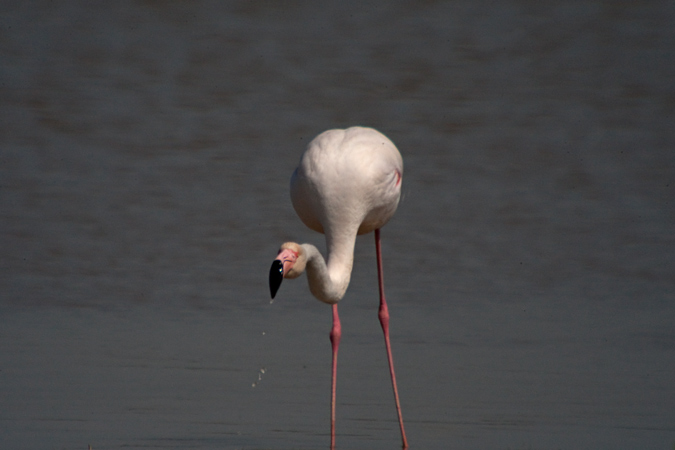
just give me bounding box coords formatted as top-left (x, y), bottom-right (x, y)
top-left (269, 126), bottom-right (408, 449)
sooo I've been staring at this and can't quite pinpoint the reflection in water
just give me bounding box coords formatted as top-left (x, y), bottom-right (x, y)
top-left (1, 1), bottom-right (673, 449)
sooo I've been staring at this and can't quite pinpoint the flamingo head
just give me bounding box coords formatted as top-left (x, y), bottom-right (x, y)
top-left (269, 242), bottom-right (305, 298)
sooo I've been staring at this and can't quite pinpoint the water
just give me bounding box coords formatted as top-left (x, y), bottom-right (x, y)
top-left (1, 1), bottom-right (674, 449)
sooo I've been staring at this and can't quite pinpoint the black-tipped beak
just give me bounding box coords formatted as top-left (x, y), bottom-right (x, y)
top-left (269, 259), bottom-right (284, 299)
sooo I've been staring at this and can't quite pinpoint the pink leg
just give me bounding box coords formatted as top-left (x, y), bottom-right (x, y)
top-left (330, 303), bottom-right (341, 449)
top-left (375, 229), bottom-right (408, 449)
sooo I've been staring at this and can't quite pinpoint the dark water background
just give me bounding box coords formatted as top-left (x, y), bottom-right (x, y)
top-left (1, 1), bottom-right (674, 449)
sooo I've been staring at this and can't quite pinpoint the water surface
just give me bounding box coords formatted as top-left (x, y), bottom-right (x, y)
top-left (1, 1), bottom-right (674, 449)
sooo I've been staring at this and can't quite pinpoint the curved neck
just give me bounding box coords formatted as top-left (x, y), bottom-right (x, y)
top-left (302, 229), bottom-right (357, 304)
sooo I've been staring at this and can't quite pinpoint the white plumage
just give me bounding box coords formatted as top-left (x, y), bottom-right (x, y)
top-left (279, 126), bottom-right (402, 303)
top-left (268, 126), bottom-right (408, 449)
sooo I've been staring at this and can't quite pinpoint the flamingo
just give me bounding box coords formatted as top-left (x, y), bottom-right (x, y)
top-left (268, 126), bottom-right (408, 449)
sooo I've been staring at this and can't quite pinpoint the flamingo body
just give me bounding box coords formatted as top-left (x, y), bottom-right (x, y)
top-left (275, 127), bottom-right (402, 304)
top-left (269, 126), bottom-right (408, 448)
top-left (291, 127), bottom-right (402, 238)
